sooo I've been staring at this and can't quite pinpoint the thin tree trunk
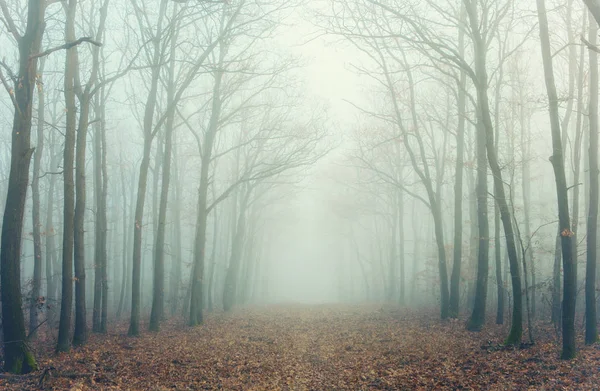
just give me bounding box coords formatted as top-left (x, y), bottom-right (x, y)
top-left (45, 131), bottom-right (58, 314)
top-left (207, 202), bottom-right (218, 312)
top-left (29, 56), bottom-right (45, 339)
top-left (57, 0), bottom-right (78, 353)
top-left (169, 144), bottom-right (183, 316)
top-left (129, 0), bottom-right (169, 336)
top-left (149, 11), bottom-right (179, 330)
top-left (449, 5), bottom-right (467, 318)
top-left (398, 189), bottom-right (405, 304)
top-left (585, 10), bottom-right (599, 345)
top-left (116, 161), bottom-right (128, 319)
top-left (465, 2), bottom-right (521, 344)
top-left (223, 189), bottom-right (251, 311)
top-left (189, 39), bottom-right (226, 325)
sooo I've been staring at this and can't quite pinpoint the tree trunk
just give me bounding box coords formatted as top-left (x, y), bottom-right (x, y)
top-left (93, 76), bottom-right (109, 333)
top-left (449, 4), bottom-right (467, 318)
top-left (169, 143), bottom-right (183, 316)
top-left (552, 232), bottom-right (562, 326)
top-left (388, 196), bottom-right (398, 301)
top-left (29, 56), bottom-right (45, 339)
top-left (206, 201), bottom-right (218, 311)
top-left (0, 0), bottom-right (45, 374)
top-left (116, 162), bottom-right (128, 319)
top-left (57, 0), bottom-right (78, 353)
top-left (465, 1), bottom-right (522, 344)
top-left (223, 189), bottom-right (250, 312)
top-left (150, 9), bottom-right (179, 329)
top-left (398, 189), bottom-right (405, 304)
top-left (129, 139), bottom-right (153, 336)
top-left (73, 93), bottom-right (91, 347)
top-left (129, 0), bottom-right (169, 336)
top-left (467, 114), bottom-right (489, 331)
top-left (45, 131), bottom-right (59, 315)
top-left (585, 10), bottom-right (599, 345)
top-left (537, 0), bottom-right (576, 359)
top-left (189, 41), bottom-right (225, 325)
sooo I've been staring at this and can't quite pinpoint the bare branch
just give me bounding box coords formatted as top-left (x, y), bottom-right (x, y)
top-left (29, 37), bottom-right (102, 61)
top-left (0, 0), bottom-right (20, 41)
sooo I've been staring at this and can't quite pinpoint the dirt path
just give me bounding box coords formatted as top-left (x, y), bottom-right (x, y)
top-left (2, 304), bottom-right (599, 390)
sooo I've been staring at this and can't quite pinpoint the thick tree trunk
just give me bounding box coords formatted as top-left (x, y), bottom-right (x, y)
top-left (467, 115), bottom-right (489, 331)
top-left (0, 0), bottom-right (45, 373)
top-left (537, 0), bottom-right (576, 359)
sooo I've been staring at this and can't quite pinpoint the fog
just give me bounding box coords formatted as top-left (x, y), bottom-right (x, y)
top-left (0, 0), bottom-right (598, 378)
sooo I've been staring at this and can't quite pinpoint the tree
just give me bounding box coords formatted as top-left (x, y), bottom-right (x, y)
top-left (149, 2), bottom-right (181, 331)
top-left (128, 0), bottom-right (222, 335)
top-left (0, 0), bottom-right (46, 374)
top-left (326, 2), bottom-right (453, 318)
top-left (536, 0), bottom-right (576, 359)
top-left (221, 110), bottom-right (329, 311)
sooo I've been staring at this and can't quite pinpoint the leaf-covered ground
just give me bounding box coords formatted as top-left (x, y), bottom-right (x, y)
top-left (2, 304), bottom-right (600, 390)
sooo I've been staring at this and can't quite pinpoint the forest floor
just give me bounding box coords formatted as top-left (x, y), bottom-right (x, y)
top-left (1, 304), bottom-right (600, 390)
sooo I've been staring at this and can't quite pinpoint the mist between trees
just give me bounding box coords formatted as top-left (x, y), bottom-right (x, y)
top-left (0, 0), bottom-right (598, 378)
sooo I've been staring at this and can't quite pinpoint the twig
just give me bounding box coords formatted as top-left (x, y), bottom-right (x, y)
top-left (26, 318), bottom-right (48, 341)
top-left (0, 66), bottom-right (18, 112)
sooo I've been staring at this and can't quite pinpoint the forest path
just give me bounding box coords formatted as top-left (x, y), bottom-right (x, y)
top-left (3, 304), bottom-right (600, 390)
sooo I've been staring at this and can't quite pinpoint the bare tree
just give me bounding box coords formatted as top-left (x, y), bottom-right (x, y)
top-left (0, 0), bottom-right (45, 373)
top-left (536, 0), bottom-right (576, 359)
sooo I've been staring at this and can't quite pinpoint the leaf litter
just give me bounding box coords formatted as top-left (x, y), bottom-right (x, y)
top-left (1, 304), bottom-right (599, 390)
